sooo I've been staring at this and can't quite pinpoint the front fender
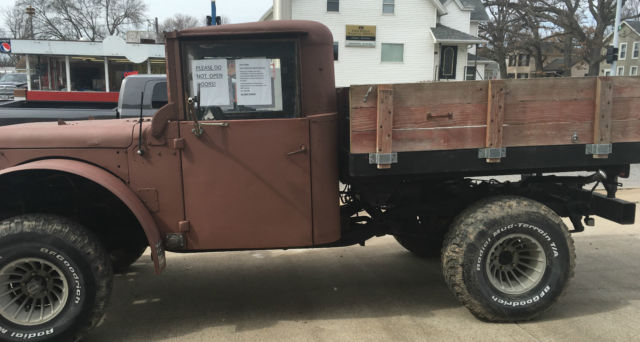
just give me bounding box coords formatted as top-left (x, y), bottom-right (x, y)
top-left (0, 159), bottom-right (166, 273)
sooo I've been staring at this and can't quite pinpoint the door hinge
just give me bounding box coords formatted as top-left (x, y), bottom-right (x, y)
top-left (171, 138), bottom-right (185, 150)
top-left (178, 220), bottom-right (190, 232)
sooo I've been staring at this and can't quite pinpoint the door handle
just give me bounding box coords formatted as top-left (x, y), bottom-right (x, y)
top-left (287, 145), bottom-right (307, 156)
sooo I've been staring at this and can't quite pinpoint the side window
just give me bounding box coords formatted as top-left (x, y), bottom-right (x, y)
top-left (619, 43), bottom-right (627, 60)
top-left (327, 0), bottom-right (339, 12)
top-left (182, 40), bottom-right (299, 120)
top-left (151, 82), bottom-right (168, 109)
top-left (333, 42), bottom-right (339, 61)
top-left (381, 43), bottom-right (404, 62)
top-left (383, 0), bottom-right (395, 14)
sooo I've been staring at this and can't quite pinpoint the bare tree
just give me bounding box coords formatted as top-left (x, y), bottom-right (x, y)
top-left (160, 14), bottom-right (200, 32)
top-left (2, 5), bottom-right (31, 39)
top-left (529, 0), bottom-right (634, 76)
top-left (8, 0), bottom-right (146, 41)
top-left (104, 0), bottom-right (148, 36)
top-left (622, 0), bottom-right (640, 19)
top-left (479, 0), bottom-right (523, 78)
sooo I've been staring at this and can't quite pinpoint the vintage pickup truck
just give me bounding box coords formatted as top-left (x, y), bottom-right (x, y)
top-left (0, 21), bottom-right (638, 341)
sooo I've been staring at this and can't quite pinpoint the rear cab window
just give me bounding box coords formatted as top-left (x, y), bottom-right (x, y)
top-left (182, 39), bottom-right (300, 120)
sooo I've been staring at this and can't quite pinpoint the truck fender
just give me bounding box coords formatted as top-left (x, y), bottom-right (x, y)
top-left (0, 159), bottom-right (166, 273)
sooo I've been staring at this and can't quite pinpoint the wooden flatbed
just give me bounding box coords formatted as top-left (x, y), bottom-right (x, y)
top-left (341, 77), bottom-right (640, 178)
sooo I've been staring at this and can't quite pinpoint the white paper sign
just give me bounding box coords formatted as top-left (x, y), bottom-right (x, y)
top-left (191, 59), bottom-right (230, 106)
top-left (236, 59), bottom-right (273, 106)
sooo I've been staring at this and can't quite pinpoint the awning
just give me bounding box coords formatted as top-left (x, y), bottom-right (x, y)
top-left (430, 24), bottom-right (486, 44)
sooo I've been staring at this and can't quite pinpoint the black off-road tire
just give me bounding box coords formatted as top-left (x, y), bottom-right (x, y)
top-left (0, 214), bottom-right (113, 341)
top-left (110, 244), bottom-right (147, 273)
top-left (442, 196), bottom-right (575, 321)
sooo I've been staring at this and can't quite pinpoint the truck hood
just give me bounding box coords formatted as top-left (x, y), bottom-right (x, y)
top-left (0, 119), bottom-right (137, 149)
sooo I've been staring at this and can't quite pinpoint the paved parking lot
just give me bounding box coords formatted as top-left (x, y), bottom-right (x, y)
top-left (87, 189), bottom-right (640, 342)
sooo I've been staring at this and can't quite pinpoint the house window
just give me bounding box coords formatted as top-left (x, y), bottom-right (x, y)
top-left (333, 42), bottom-right (339, 61)
top-left (517, 54), bottom-right (530, 67)
top-left (508, 55), bottom-right (516, 67)
top-left (381, 43), bottom-right (404, 62)
top-left (631, 66), bottom-right (638, 76)
top-left (517, 73), bottom-right (529, 79)
top-left (327, 0), bottom-right (339, 12)
top-left (604, 70), bottom-right (611, 76)
top-left (383, 0), bottom-right (395, 14)
top-left (617, 66), bottom-right (624, 76)
top-left (439, 45), bottom-right (458, 79)
top-left (619, 43), bottom-right (627, 60)
top-left (507, 73), bottom-right (515, 79)
top-left (465, 66), bottom-right (476, 80)
top-left (633, 42), bottom-right (639, 59)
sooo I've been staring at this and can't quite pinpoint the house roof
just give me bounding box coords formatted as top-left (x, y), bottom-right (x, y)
top-left (430, 24), bottom-right (486, 44)
top-left (439, 0), bottom-right (487, 20)
top-left (468, 0), bottom-right (489, 21)
top-left (544, 57), bottom-right (583, 72)
top-left (627, 21), bottom-right (640, 35)
top-left (468, 53), bottom-right (497, 64)
top-left (604, 20), bottom-right (640, 42)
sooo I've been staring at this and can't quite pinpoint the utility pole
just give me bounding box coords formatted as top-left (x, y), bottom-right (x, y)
top-left (25, 6), bottom-right (35, 39)
top-left (611, 0), bottom-right (622, 75)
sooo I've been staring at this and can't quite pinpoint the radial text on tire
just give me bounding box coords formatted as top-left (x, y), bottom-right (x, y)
top-left (0, 215), bottom-right (113, 341)
top-left (442, 196), bottom-right (575, 321)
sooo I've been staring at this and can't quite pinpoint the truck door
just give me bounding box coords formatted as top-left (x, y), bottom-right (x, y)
top-left (178, 39), bottom-right (313, 250)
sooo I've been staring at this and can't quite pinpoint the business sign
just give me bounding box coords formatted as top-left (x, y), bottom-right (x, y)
top-left (0, 41), bottom-right (10, 53)
top-left (345, 25), bottom-right (376, 47)
top-left (191, 58), bottom-right (231, 107)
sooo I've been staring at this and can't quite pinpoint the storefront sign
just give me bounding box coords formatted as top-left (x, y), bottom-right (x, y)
top-left (345, 25), bottom-right (376, 47)
top-left (0, 41), bottom-right (10, 53)
top-left (191, 58), bottom-right (231, 106)
top-left (236, 58), bottom-right (272, 106)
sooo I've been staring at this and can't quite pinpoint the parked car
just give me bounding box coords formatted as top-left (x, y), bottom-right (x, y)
top-left (0, 73), bottom-right (28, 101)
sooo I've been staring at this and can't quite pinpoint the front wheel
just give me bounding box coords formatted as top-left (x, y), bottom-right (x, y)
top-left (442, 196), bottom-right (575, 321)
top-left (0, 215), bottom-right (113, 341)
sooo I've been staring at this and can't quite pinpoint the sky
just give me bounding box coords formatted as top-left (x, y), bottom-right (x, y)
top-left (0, 0), bottom-right (273, 36)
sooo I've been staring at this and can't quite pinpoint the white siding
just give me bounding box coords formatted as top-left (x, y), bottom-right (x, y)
top-left (439, 0), bottom-right (471, 33)
top-left (291, 0), bottom-right (439, 86)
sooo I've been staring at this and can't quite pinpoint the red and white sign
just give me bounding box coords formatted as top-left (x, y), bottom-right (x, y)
top-left (0, 41), bottom-right (10, 53)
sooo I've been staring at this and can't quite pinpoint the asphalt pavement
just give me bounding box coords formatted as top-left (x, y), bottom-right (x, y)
top-left (86, 189), bottom-right (640, 342)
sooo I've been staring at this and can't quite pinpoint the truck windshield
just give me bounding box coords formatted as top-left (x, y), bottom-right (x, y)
top-left (0, 73), bottom-right (27, 83)
top-left (182, 39), bottom-right (299, 120)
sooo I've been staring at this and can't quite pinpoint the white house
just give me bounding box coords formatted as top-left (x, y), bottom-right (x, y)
top-left (261, 0), bottom-right (492, 86)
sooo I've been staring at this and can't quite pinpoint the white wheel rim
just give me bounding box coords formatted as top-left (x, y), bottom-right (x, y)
top-left (485, 234), bottom-right (547, 295)
top-left (0, 258), bottom-right (69, 326)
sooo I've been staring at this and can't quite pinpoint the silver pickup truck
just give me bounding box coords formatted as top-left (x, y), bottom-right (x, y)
top-left (0, 74), bottom-right (167, 125)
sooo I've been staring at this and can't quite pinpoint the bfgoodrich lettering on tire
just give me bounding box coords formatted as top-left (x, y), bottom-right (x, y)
top-left (0, 215), bottom-right (113, 341)
top-left (442, 196), bottom-right (575, 321)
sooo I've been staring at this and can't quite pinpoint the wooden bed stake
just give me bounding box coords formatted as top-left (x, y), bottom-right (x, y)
top-left (484, 80), bottom-right (506, 163)
top-left (375, 85), bottom-right (394, 169)
top-left (592, 77), bottom-right (613, 159)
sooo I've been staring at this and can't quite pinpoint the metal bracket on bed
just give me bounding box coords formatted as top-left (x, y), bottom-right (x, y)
top-left (585, 144), bottom-right (612, 156)
top-left (478, 147), bottom-right (506, 160)
top-left (369, 152), bottom-right (398, 165)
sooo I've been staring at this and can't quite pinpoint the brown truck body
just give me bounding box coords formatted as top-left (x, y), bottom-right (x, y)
top-left (0, 20), bottom-right (638, 341)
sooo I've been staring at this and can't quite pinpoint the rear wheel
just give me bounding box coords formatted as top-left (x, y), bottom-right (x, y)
top-left (0, 215), bottom-right (112, 341)
top-left (442, 196), bottom-right (575, 321)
